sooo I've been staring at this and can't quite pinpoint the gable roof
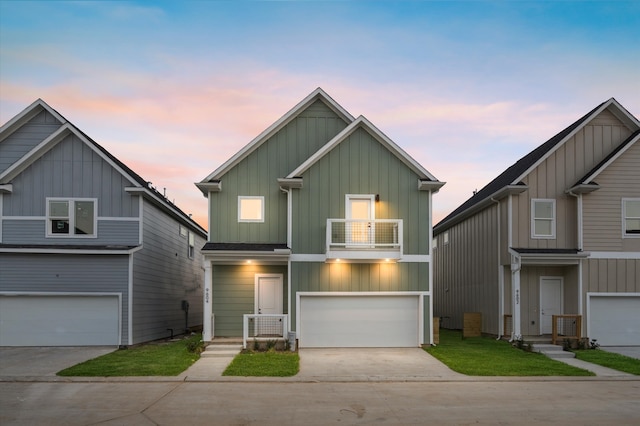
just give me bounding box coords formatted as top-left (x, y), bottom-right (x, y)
top-left (434, 98), bottom-right (640, 234)
top-left (196, 87), bottom-right (355, 194)
top-left (571, 129), bottom-right (640, 188)
top-left (0, 99), bottom-right (206, 236)
top-left (283, 115), bottom-right (443, 190)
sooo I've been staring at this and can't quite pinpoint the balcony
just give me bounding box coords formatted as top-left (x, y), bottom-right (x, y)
top-left (326, 219), bottom-right (403, 261)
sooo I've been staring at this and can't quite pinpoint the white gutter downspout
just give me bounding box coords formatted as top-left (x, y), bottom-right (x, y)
top-left (428, 189), bottom-right (434, 346)
top-left (280, 186), bottom-right (293, 334)
top-left (491, 197), bottom-right (503, 339)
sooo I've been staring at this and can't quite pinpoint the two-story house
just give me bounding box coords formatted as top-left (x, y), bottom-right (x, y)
top-left (433, 98), bottom-right (640, 346)
top-left (196, 88), bottom-right (444, 347)
top-left (0, 99), bottom-right (207, 347)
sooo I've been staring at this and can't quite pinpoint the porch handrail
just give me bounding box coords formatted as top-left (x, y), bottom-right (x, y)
top-left (242, 314), bottom-right (288, 349)
top-left (551, 314), bottom-right (582, 345)
top-left (326, 218), bottom-right (403, 249)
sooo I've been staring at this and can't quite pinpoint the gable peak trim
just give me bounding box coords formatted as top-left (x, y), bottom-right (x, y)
top-left (0, 98), bottom-right (67, 143)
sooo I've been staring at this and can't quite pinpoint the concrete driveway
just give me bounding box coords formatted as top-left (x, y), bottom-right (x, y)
top-left (0, 347), bottom-right (116, 377)
top-left (297, 347), bottom-right (464, 381)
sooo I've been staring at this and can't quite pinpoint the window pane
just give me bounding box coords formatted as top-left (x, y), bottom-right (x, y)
top-left (239, 198), bottom-right (263, 221)
top-left (75, 201), bottom-right (94, 235)
top-left (49, 201), bottom-right (69, 217)
top-left (625, 200), bottom-right (640, 218)
top-left (626, 219), bottom-right (640, 234)
top-left (535, 219), bottom-right (552, 236)
top-left (534, 201), bottom-right (553, 219)
top-left (51, 219), bottom-right (69, 234)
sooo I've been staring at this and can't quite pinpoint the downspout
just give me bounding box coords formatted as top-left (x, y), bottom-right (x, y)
top-left (491, 197), bottom-right (502, 340)
top-left (428, 189), bottom-right (434, 346)
top-left (280, 186), bottom-right (293, 334)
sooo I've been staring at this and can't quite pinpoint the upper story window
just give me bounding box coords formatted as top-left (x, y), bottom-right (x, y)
top-left (531, 199), bottom-right (556, 239)
top-left (188, 231), bottom-right (195, 258)
top-left (443, 231), bottom-right (449, 245)
top-left (432, 237), bottom-right (437, 249)
top-left (623, 198), bottom-right (640, 237)
top-left (238, 196), bottom-right (264, 222)
top-left (47, 198), bottom-right (96, 237)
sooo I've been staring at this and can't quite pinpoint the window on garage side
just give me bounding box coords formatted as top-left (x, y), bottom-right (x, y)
top-left (623, 198), bottom-right (640, 236)
top-left (47, 198), bottom-right (96, 237)
top-left (531, 199), bottom-right (555, 239)
top-left (188, 231), bottom-right (195, 258)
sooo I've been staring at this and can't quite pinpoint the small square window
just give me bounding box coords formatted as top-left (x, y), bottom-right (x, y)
top-left (179, 225), bottom-right (187, 237)
top-left (443, 231), bottom-right (449, 245)
top-left (432, 237), bottom-right (437, 249)
top-left (531, 199), bottom-right (556, 239)
top-left (238, 196), bottom-right (264, 222)
top-left (623, 199), bottom-right (640, 236)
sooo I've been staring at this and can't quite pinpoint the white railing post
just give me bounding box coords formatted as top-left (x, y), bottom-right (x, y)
top-left (243, 314), bottom-right (249, 349)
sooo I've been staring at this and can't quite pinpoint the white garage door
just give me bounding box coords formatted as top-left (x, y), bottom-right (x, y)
top-left (0, 295), bottom-right (120, 346)
top-left (298, 294), bottom-right (421, 348)
top-left (589, 295), bottom-right (640, 346)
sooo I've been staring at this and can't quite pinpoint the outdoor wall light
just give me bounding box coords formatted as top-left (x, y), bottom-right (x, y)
top-left (375, 194), bottom-right (380, 202)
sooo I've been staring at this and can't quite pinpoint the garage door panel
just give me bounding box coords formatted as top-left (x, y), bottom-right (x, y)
top-left (299, 295), bottom-right (420, 348)
top-left (589, 296), bottom-right (640, 346)
top-left (0, 295), bottom-right (119, 346)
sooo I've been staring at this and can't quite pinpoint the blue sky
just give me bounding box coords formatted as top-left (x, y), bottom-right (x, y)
top-left (2, 0), bottom-right (639, 227)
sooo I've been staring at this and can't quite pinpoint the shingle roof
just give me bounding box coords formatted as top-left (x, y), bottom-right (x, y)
top-left (434, 99), bottom-right (620, 234)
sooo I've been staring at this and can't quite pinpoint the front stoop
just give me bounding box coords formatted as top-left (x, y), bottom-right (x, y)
top-left (532, 344), bottom-right (575, 359)
top-left (201, 344), bottom-right (242, 358)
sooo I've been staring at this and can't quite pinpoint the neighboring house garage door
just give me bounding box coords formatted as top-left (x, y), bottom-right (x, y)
top-left (0, 294), bottom-right (120, 346)
top-left (298, 293), bottom-right (422, 348)
top-left (588, 294), bottom-right (640, 346)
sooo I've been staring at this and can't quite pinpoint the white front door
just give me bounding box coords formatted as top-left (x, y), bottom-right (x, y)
top-left (540, 277), bottom-right (563, 335)
top-left (346, 195), bottom-right (375, 246)
top-left (255, 274), bottom-right (283, 336)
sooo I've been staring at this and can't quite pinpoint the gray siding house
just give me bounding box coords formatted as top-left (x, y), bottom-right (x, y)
top-left (433, 98), bottom-right (640, 346)
top-left (0, 99), bottom-right (207, 347)
top-left (197, 88), bottom-right (444, 347)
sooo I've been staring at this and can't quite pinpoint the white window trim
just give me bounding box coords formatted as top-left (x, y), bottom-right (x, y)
top-left (531, 198), bottom-right (556, 239)
top-left (238, 196), bottom-right (265, 223)
top-left (46, 197), bottom-right (98, 238)
top-left (622, 198), bottom-right (640, 238)
top-left (345, 194), bottom-right (376, 220)
top-left (188, 231), bottom-right (195, 259)
top-left (443, 231), bottom-right (449, 245)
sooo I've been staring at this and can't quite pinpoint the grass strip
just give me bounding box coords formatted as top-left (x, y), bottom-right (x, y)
top-left (223, 350), bottom-right (299, 377)
top-left (573, 349), bottom-right (640, 375)
top-left (426, 329), bottom-right (593, 376)
top-left (57, 334), bottom-right (203, 376)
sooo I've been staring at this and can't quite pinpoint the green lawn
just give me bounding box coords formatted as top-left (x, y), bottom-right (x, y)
top-left (223, 350), bottom-right (299, 377)
top-left (426, 329), bottom-right (594, 376)
top-left (573, 349), bottom-right (640, 375)
top-left (57, 334), bottom-right (203, 376)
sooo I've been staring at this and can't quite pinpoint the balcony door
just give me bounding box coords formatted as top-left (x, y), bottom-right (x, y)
top-left (346, 195), bottom-right (375, 246)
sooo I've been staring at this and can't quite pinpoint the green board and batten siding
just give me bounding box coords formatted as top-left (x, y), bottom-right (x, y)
top-left (212, 265), bottom-right (288, 337)
top-left (209, 100), bottom-right (348, 243)
top-left (292, 127), bottom-right (431, 255)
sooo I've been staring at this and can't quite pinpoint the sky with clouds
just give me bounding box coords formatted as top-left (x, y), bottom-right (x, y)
top-left (1, 1), bottom-right (639, 229)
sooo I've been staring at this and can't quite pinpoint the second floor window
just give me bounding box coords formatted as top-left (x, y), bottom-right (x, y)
top-left (623, 198), bottom-right (640, 236)
top-left (47, 198), bottom-right (96, 237)
top-left (188, 231), bottom-right (195, 258)
top-left (531, 199), bottom-right (555, 239)
top-left (238, 196), bottom-right (264, 222)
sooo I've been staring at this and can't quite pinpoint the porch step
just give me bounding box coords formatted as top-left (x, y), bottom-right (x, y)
top-left (201, 344), bottom-right (242, 358)
top-left (533, 344), bottom-right (576, 359)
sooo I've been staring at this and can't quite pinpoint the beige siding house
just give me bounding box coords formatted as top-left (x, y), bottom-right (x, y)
top-left (433, 98), bottom-right (640, 346)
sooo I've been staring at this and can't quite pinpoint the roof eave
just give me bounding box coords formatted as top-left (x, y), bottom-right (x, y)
top-left (277, 177), bottom-right (303, 189)
top-left (566, 183), bottom-right (600, 195)
top-left (418, 180), bottom-right (446, 193)
top-left (195, 181), bottom-right (222, 196)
